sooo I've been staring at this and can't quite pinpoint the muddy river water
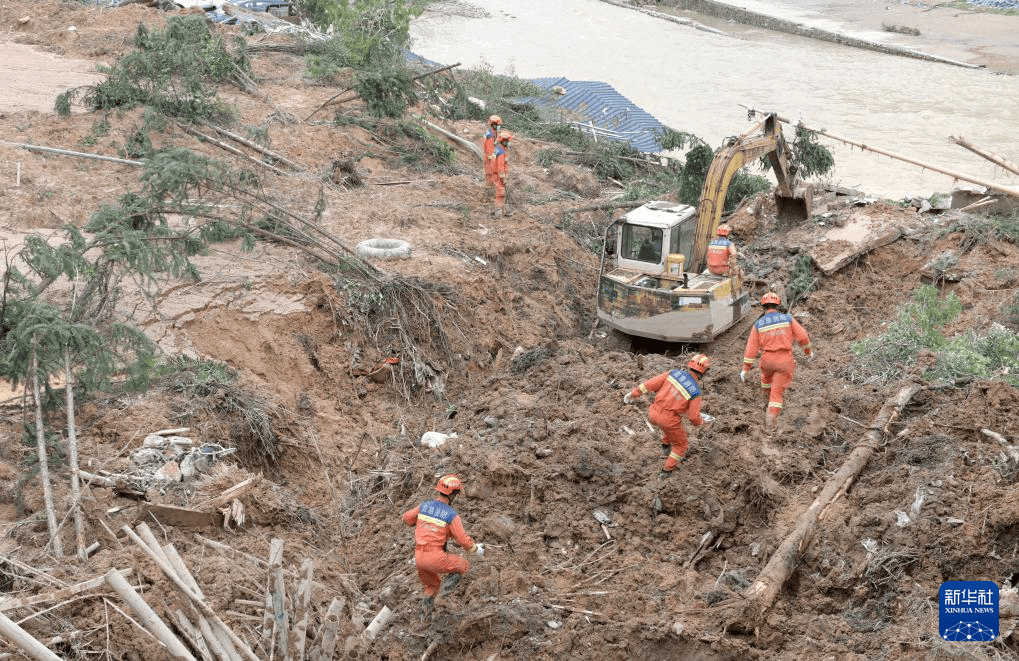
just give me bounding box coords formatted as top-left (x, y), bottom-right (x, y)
top-left (411, 0), bottom-right (1019, 200)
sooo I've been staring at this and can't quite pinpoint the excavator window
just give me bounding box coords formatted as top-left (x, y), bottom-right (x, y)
top-left (622, 224), bottom-right (662, 264)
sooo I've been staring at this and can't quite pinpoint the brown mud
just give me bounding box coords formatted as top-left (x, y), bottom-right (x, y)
top-left (1, 1), bottom-right (1019, 660)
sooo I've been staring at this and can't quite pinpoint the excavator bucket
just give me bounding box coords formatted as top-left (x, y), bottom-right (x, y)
top-left (774, 185), bottom-right (814, 222)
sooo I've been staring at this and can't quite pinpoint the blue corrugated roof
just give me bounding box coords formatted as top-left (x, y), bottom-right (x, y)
top-left (521, 77), bottom-right (667, 153)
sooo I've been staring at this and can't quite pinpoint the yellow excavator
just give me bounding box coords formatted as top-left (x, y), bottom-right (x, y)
top-left (596, 113), bottom-right (812, 342)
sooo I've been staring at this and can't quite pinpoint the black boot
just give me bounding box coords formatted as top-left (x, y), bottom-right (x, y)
top-left (439, 573), bottom-right (462, 597)
top-left (419, 596), bottom-right (434, 625)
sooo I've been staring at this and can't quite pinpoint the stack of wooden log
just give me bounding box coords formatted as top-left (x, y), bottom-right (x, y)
top-left (0, 526), bottom-right (395, 659)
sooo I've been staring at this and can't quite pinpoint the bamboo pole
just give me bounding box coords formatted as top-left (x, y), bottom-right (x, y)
top-left (198, 615), bottom-right (241, 661)
top-left (315, 597), bottom-right (345, 661)
top-left (743, 107), bottom-right (1019, 199)
top-left (120, 526), bottom-right (261, 661)
top-left (951, 136), bottom-right (1019, 178)
top-left (176, 123), bottom-right (287, 176)
top-left (135, 522), bottom-right (170, 566)
top-left (733, 383), bottom-right (923, 627)
top-left (291, 559), bottom-right (314, 660)
top-left (174, 611), bottom-right (215, 661)
top-left (419, 119), bottom-right (483, 160)
top-left (0, 611), bottom-right (62, 661)
top-left (31, 343), bottom-right (62, 557)
top-left (268, 538), bottom-right (290, 661)
top-left (198, 122), bottom-right (305, 172)
top-left (104, 568), bottom-right (197, 661)
top-left (63, 347), bottom-right (87, 562)
top-left (0, 140), bottom-right (144, 166)
top-left (0, 569), bottom-right (131, 612)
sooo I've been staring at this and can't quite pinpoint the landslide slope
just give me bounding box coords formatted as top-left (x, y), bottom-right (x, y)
top-left (1, 2), bottom-right (1018, 660)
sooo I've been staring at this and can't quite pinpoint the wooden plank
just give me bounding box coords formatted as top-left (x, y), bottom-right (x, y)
top-left (139, 505), bottom-right (223, 528)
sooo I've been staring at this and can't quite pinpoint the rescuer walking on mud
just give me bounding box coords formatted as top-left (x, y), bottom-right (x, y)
top-left (706, 224), bottom-right (738, 276)
top-left (493, 130), bottom-right (512, 216)
top-left (402, 474), bottom-right (485, 623)
top-left (482, 114), bottom-right (502, 199)
top-left (741, 292), bottom-right (813, 433)
top-left (623, 354), bottom-right (716, 479)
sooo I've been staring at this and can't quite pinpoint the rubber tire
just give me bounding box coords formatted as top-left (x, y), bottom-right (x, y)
top-left (355, 238), bottom-right (412, 259)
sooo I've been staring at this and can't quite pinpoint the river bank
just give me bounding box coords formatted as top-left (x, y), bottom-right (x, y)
top-left (412, 0), bottom-right (1019, 199)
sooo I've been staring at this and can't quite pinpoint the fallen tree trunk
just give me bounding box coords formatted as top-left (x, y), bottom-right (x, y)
top-left (568, 198), bottom-right (651, 213)
top-left (731, 383), bottom-right (923, 628)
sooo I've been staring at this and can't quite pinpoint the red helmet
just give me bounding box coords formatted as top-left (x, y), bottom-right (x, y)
top-left (761, 292), bottom-right (781, 307)
top-left (498, 130), bottom-right (512, 143)
top-left (436, 474), bottom-right (463, 495)
top-left (716, 224), bottom-right (731, 237)
top-left (488, 114), bottom-right (502, 126)
top-left (687, 353), bottom-right (711, 374)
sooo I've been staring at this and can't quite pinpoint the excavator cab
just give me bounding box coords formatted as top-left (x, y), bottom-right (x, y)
top-left (597, 201), bottom-right (749, 342)
top-left (596, 112), bottom-right (810, 343)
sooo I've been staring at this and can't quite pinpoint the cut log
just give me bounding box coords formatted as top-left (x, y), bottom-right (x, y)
top-left (0, 611), bottom-right (62, 660)
top-left (731, 383), bottom-right (923, 628)
top-left (361, 606), bottom-right (393, 644)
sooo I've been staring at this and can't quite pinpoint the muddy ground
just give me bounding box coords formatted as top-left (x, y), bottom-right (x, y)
top-left (1, 1), bottom-right (1019, 660)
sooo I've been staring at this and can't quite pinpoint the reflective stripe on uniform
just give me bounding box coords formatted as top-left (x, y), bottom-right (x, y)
top-left (418, 513), bottom-right (448, 527)
top-left (666, 374), bottom-right (694, 400)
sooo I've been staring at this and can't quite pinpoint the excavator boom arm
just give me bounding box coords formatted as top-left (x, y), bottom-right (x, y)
top-left (689, 114), bottom-right (801, 272)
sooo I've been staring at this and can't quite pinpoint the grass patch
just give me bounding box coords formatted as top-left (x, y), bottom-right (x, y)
top-left (850, 284), bottom-right (1019, 385)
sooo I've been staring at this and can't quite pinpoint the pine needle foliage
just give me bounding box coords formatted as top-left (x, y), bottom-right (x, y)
top-left (83, 15), bottom-right (248, 120)
top-left (354, 69), bottom-right (417, 118)
top-left (294, 0), bottom-right (426, 69)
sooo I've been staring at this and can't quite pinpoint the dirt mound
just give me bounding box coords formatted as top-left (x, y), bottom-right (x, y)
top-left (1, 1), bottom-right (1018, 660)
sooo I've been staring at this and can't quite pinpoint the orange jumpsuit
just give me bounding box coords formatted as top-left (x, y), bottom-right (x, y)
top-left (493, 144), bottom-right (508, 209)
top-left (742, 311), bottom-right (812, 419)
top-left (483, 126), bottom-right (499, 188)
top-left (629, 369), bottom-right (705, 472)
top-left (706, 237), bottom-right (737, 275)
top-left (402, 499), bottom-right (478, 597)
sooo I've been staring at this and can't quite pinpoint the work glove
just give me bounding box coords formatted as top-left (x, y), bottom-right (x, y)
top-left (701, 413), bottom-right (716, 423)
top-left (623, 392), bottom-right (634, 405)
top-left (805, 350), bottom-right (815, 363)
top-left (739, 370), bottom-right (747, 383)
top-left (475, 543), bottom-right (485, 557)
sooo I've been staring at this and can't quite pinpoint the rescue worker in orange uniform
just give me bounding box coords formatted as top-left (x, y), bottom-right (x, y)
top-left (482, 114), bottom-right (502, 198)
top-left (706, 224), bottom-right (738, 275)
top-left (740, 292), bottom-right (813, 433)
top-left (493, 130), bottom-right (512, 216)
top-left (623, 354), bottom-right (716, 479)
top-left (401, 474), bottom-right (484, 623)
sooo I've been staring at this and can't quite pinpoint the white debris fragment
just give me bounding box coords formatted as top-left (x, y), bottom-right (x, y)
top-left (421, 431), bottom-right (457, 448)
